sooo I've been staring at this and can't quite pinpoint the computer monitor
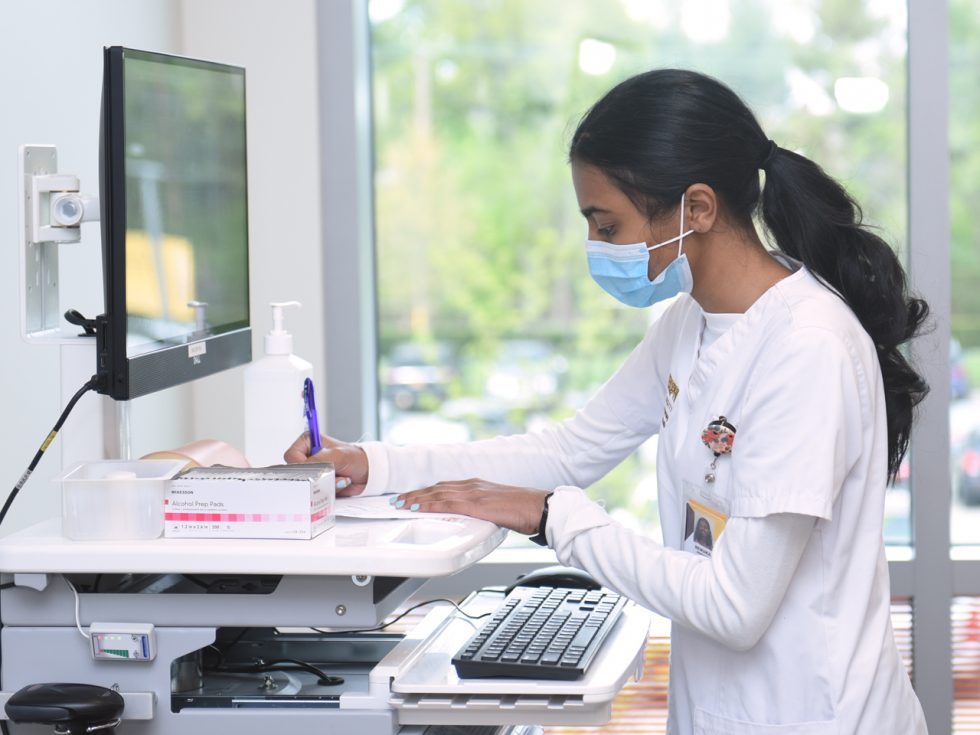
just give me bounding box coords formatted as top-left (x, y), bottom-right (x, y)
top-left (97, 46), bottom-right (251, 400)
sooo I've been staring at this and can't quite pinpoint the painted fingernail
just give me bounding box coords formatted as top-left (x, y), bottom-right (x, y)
top-left (395, 499), bottom-right (405, 508)
top-left (336, 477), bottom-right (352, 490)
top-left (410, 503), bottom-right (420, 511)
top-left (388, 495), bottom-right (397, 504)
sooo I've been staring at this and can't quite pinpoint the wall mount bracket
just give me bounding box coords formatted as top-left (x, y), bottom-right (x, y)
top-left (18, 144), bottom-right (100, 341)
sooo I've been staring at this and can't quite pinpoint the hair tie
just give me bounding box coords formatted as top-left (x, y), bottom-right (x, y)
top-left (759, 139), bottom-right (779, 170)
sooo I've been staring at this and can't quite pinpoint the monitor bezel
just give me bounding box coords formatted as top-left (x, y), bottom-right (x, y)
top-left (97, 46), bottom-right (251, 401)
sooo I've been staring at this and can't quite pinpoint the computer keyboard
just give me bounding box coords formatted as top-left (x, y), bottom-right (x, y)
top-left (452, 586), bottom-right (627, 680)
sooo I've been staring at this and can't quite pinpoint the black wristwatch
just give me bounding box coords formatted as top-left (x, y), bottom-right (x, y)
top-left (528, 491), bottom-right (555, 547)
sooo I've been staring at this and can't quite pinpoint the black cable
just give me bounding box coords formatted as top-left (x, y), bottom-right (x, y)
top-left (210, 658), bottom-right (344, 686)
top-left (206, 626), bottom-right (253, 667)
top-left (313, 596), bottom-right (494, 636)
top-left (1, 375), bottom-right (99, 529)
top-left (203, 628), bottom-right (344, 686)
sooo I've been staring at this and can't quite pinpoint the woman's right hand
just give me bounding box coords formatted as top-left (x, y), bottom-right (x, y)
top-left (283, 433), bottom-right (369, 497)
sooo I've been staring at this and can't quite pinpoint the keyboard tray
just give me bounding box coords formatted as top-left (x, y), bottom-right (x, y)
top-left (381, 592), bottom-right (651, 728)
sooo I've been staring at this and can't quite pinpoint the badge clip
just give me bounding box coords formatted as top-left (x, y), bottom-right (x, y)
top-left (701, 416), bottom-right (736, 484)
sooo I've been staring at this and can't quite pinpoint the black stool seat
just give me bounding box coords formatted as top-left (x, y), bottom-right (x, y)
top-left (5, 683), bottom-right (124, 733)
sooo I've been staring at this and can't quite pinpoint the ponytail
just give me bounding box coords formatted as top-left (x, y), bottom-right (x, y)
top-left (760, 148), bottom-right (929, 481)
top-left (570, 69), bottom-right (929, 483)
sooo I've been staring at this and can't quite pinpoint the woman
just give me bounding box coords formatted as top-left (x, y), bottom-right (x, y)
top-left (287, 69), bottom-right (929, 733)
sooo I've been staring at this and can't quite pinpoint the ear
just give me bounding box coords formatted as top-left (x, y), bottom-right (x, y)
top-left (683, 183), bottom-right (717, 233)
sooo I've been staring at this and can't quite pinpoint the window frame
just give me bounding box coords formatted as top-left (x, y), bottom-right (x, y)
top-left (318, 1), bottom-right (962, 730)
top-left (907, 1), bottom-right (954, 730)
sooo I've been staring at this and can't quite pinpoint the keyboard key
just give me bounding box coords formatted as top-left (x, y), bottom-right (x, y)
top-left (569, 625), bottom-right (601, 650)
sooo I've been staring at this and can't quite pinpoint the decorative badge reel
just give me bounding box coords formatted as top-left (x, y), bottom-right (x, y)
top-left (701, 416), bottom-right (736, 484)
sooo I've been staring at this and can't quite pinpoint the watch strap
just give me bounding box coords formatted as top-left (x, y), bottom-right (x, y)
top-left (529, 491), bottom-right (555, 546)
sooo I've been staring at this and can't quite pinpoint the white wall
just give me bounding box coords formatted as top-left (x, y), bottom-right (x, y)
top-left (179, 0), bottom-right (325, 452)
top-left (0, 0), bottom-right (325, 534)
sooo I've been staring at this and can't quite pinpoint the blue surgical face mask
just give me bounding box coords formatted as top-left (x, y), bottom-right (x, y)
top-left (586, 193), bottom-right (695, 308)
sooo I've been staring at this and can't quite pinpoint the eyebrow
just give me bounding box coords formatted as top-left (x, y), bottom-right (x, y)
top-left (580, 206), bottom-right (611, 219)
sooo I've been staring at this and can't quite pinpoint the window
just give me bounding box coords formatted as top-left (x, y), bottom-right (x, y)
top-left (949, 0), bottom-right (980, 549)
top-left (950, 0), bottom-right (980, 729)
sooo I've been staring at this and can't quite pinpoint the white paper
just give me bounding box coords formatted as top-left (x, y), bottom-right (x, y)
top-left (334, 494), bottom-right (464, 521)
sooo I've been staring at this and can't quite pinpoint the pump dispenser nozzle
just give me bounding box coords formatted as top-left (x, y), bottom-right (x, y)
top-left (265, 301), bottom-right (301, 355)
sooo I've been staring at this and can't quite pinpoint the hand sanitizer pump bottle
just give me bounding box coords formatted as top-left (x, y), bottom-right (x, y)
top-left (243, 301), bottom-right (313, 467)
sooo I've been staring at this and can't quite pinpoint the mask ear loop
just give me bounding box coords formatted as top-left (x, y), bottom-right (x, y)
top-left (644, 192), bottom-right (696, 254)
top-left (678, 191), bottom-right (687, 259)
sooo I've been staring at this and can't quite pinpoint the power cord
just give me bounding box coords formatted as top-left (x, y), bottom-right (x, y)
top-left (1, 375), bottom-right (99, 529)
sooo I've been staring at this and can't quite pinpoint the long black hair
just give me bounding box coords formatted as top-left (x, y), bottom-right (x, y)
top-left (569, 69), bottom-right (928, 482)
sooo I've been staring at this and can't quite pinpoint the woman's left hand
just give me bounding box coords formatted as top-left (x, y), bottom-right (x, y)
top-left (391, 479), bottom-right (550, 535)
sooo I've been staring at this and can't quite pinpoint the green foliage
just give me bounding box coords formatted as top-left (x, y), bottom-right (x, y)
top-left (963, 348), bottom-right (980, 389)
top-left (950, 0), bottom-right (980, 346)
top-left (372, 0), bottom-right (912, 349)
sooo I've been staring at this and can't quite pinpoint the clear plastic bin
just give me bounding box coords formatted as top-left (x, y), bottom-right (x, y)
top-left (60, 459), bottom-right (189, 541)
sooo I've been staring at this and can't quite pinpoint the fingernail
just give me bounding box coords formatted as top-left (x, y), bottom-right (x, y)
top-left (410, 503), bottom-right (420, 512)
top-left (395, 500), bottom-right (405, 508)
top-left (388, 495), bottom-right (397, 504)
top-left (336, 477), bottom-right (351, 490)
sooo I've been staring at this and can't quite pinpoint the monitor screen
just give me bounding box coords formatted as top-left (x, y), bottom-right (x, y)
top-left (98, 47), bottom-right (251, 399)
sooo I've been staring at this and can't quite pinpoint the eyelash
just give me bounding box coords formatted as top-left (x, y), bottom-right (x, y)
top-left (597, 225), bottom-right (615, 238)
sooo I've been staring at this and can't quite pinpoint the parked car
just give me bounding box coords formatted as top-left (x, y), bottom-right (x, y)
top-left (382, 342), bottom-right (456, 411)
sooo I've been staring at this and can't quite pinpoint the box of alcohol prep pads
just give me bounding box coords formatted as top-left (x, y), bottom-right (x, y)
top-left (165, 463), bottom-right (334, 539)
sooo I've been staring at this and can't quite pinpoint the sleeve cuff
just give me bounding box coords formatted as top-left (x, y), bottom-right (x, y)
top-left (546, 486), bottom-right (616, 558)
top-left (730, 491), bottom-right (833, 521)
top-left (358, 441), bottom-right (392, 496)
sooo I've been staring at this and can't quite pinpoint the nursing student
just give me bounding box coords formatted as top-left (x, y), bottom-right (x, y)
top-left (287, 69), bottom-right (930, 734)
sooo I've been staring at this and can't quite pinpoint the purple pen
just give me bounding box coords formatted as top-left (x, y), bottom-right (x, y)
top-left (303, 377), bottom-right (323, 455)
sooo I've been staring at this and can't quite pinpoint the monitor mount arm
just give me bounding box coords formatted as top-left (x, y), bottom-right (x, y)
top-left (18, 145), bottom-right (100, 341)
top-left (16, 144), bottom-right (124, 461)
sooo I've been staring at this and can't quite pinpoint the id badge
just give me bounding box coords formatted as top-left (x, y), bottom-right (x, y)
top-left (682, 498), bottom-right (728, 559)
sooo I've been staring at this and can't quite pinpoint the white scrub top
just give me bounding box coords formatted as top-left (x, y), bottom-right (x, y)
top-left (641, 267), bottom-right (924, 733)
top-left (360, 264), bottom-right (927, 734)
